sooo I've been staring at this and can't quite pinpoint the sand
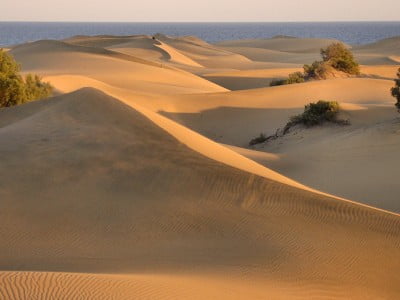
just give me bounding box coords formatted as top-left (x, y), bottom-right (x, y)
top-left (1, 34), bottom-right (400, 299)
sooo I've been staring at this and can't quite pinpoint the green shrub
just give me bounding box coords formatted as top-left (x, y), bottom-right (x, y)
top-left (286, 72), bottom-right (305, 84)
top-left (303, 43), bottom-right (360, 80)
top-left (303, 61), bottom-right (331, 80)
top-left (270, 71), bottom-right (305, 86)
top-left (321, 43), bottom-right (360, 75)
top-left (24, 74), bottom-right (53, 101)
top-left (271, 43), bottom-right (359, 84)
top-left (391, 68), bottom-right (400, 111)
top-left (249, 133), bottom-right (267, 146)
top-left (284, 100), bottom-right (347, 134)
top-left (0, 49), bottom-right (53, 108)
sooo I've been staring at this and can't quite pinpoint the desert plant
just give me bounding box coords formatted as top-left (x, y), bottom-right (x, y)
top-left (249, 133), bottom-right (267, 146)
top-left (284, 100), bottom-right (347, 134)
top-left (303, 43), bottom-right (360, 80)
top-left (303, 61), bottom-right (332, 80)
top-left (269, 79), bottom-right (287, 86)
top-left (24, 74), bottom-right (53, 101)
top-left (320, 42), bottom-right (360, 75)
top-left (391, 68), bottom-right (400, 111)
top-left (286, 71), bottom-right (305, 84)
top-left (270, 71), bottom-right (305, 86)
top-left (0, 49), bottom-right (52, 108)
top-left (0, 49), bottom-right (25, 107)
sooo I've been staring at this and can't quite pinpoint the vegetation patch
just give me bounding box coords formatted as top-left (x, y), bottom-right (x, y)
top-left (283, 100), bottom-right (349, 134)
top-left (320, 42), bottom-right (360, 75)
top-left (270, 72), bottom-right (305, 86)
top-left (249, 133), bottom-right (268, 146)
top-left (0, 49), bottom-right (53, 108)
top-left (391, 68), bottom-right (400, 111)
top-left (270, 42), bottom-right (360, 86)
top-left (249, 100), bottom-right (349, 146)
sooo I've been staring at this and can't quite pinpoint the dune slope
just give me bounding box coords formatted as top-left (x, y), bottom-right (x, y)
top-left (10, 40), bottom-right (226, 95)
top-left (0, 89), bottom-right (399, 299)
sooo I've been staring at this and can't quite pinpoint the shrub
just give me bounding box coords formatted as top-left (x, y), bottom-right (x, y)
top-left (0, 49), bottom-right (52, 108)
top-left (303, 43), bottom-right (360, 80)
top-left (391, 68), bottom-right (400, 111)
top-left (284, 100), bottom-right (347, 134)
top-left (303, 61), bottom-right (332, 80)
top-left (321, 43), bottom-right (360, 75)
top-left (24, 74), bottom-right (53, 101)
top-left (286, 72), bottom-right (305, 84)
top-left (270, 71), bottom-right (305, 86)
top-left (249, 133), bottom-right (267, 146)
top-left (271, 43), bottom-right (359, 84)
top-left (269, 79), bottom-right (287, 86)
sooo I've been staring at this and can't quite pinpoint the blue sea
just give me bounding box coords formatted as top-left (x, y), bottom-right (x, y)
top-left (1, 22), bottom-right (400, 47)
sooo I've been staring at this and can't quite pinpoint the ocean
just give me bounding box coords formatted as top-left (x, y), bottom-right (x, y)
top-left (1, 22), bottom-right (400, 47)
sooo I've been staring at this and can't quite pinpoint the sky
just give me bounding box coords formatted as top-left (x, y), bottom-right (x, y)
top-left (2, 0), bottom-right (400, 22)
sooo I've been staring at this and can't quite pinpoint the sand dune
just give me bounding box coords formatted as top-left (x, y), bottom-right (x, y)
top-left (203, 67), bottom-right (303, 90)
top-left (154, 41), bottom-right (203, 67)
top-left (10, 40), bottom-right (226, 95)
top-left (153, 33), bottom-right (264, 69)
top-left (159, 78), bottom-right (394, 114)
top-left (1, 34), bottom-right (400, 299)
top-left (44, 74), bottom-right (400, 212)
top-left (216, 36), bottom-right (345, 53)
top-left (354, 36), bottom-right (400, 55)
top-left (0, 272), bottom-right (277, 299)
top-left (217, 46), bottom-right (319, 65)
top-left (217, 36), bottom-right (400, 68)
top-left (360, 65), bottom-right (400, 79)
top-left (254, 106), bottom-right (400, 212)
top-left (0, 88), bottom-right (399, 299)
top-left (41, 75), bottom-right (321, 193)
top-left (156, 77), bottom-right (399, 211)
top-left (66, 35), bottom-right (204, 68)
top-left (12, 39), bottom-right (164, 68)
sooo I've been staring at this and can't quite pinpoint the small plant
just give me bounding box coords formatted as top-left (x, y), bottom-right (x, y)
top-left (269, 79), bottom-right (287, 86)
top-left (0, 49), bottom-right (53, 108)
top-left (391, 68), bottom-right (400, 111)
top-left (249, 133), bottom-right (267, 146)
top-left (270, 71), bottom-right (305, 86)
top-left (249, 100), bottom-right (349, 145)
top-left (284, 100), bottom-right (348, 134)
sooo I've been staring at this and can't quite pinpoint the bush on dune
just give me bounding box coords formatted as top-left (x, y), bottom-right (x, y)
top-left (391, 68), bottom-right (400, 111)
top-left (303, 61), bottom-right (332, 80)
top-left (249, 100), bottom-right (349, 146)
top-left (270, 71), bottom-right (305, 86)
top-left (320, 42), bottom-right (360, 75)
top-left (249, 133), bottom-right (268, 146)
top-left (304, 43), bottom-right (360, 79)
top-left (284, 100), bottom-right (349, 134)
top-left (269, 79), bottom-right (287, 86)
top-left (286, 71), bottom-right (305, 84)
top-left (0, 49), bottom-right (53, 108)
top-left (271, 42), bottom-right (360, 85)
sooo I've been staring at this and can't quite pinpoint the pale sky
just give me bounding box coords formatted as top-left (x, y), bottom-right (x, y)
top-left (2, 0), bottom-right (400, 22)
